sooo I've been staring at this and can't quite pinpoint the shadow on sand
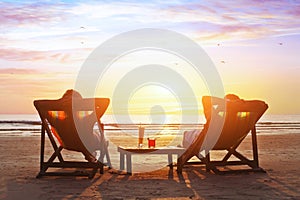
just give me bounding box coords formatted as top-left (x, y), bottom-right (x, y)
top-left (3, 165), bottom-right (299, 199)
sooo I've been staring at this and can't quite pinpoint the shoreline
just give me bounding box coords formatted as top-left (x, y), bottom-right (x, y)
top-left (1, 133), bottom-right (300, 199)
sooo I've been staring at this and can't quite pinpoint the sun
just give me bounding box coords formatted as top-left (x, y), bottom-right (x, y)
top-left (127, 84), bottom-right (181, 123)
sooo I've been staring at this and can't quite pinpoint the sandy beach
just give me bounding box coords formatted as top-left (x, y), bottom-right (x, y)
top-left (1, 133), bottom-right (300, 200)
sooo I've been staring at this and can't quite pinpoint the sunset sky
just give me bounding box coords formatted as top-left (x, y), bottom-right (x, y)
top-left (1, 0), bottom-right (300, 115)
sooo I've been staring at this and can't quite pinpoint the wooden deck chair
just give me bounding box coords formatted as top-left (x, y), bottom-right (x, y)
top-left (177, 96), bottom-right (268, 174)
top-left (34, 97), bottom-right (111, 179)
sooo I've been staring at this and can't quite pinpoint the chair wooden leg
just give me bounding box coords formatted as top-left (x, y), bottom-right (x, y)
top-left (205, 153), bottom-right (211, 172)
top-left (177, 149), bottom-right (198, 174)
top-left (37, 146), bottom-right (64, 178)
top-left (251, 127), bottom-right (259, 168)
top-left (39, 124), bottom-right (45, 172)
top-left (177, 157), bottom-right (184, 174)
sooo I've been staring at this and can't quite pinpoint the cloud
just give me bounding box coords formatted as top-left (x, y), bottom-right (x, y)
top-left (0, 47), bottom-right (90, 63)
top-left (0, 48), bottom-right (46, 62)
top-left (0, 1), bottom-right (70, 28)
top-left (0, 48), bottom-right (55, 62)
top-left (0, 68), bottom-right (39, 75)
top-left (163, 1), bottom-right (300, 42)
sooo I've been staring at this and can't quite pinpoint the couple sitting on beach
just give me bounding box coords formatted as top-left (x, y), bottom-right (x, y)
top-left (61, 89), bottom-right (240, 151)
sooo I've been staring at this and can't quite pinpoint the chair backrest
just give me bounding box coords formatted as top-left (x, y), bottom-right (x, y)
top-left (202, 96), bottom-right (268, 150)
top-left (34, 98), bottom-right (110, 154)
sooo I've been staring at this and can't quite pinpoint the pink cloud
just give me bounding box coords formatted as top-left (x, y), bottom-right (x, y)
top-left (0, 2), bottom-right (69, 27)
top-left (287, 4), bottom-right (300, 17)
top-left (194, 23), bottom-right (277, 43)
top-left (164, 1), bottom-right (300, 42)
top-left (0, 48), bottom-right (87, 63)
top-left (0, 68), bottom-right (39, 75)
top-left (220, 25), bottom-right (253, 32)
top-left (167, 3), bottom-right (217, 15)
top-left (0, 48), bottom-right (51, 62)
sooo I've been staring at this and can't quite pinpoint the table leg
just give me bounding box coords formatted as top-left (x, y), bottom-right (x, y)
top-left (126, 153), bottom-right (132, 174)
top-left (120, 151), bottom-right (125, 171)
top-left (168, 153), bottom-right (173, 169)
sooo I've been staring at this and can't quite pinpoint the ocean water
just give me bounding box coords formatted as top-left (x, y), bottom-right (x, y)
top-left (0, 114), bottom-right (299, 137)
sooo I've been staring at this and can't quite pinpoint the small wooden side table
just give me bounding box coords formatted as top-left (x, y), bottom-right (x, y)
top-left (117, 146), bottom-right (185, 174)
